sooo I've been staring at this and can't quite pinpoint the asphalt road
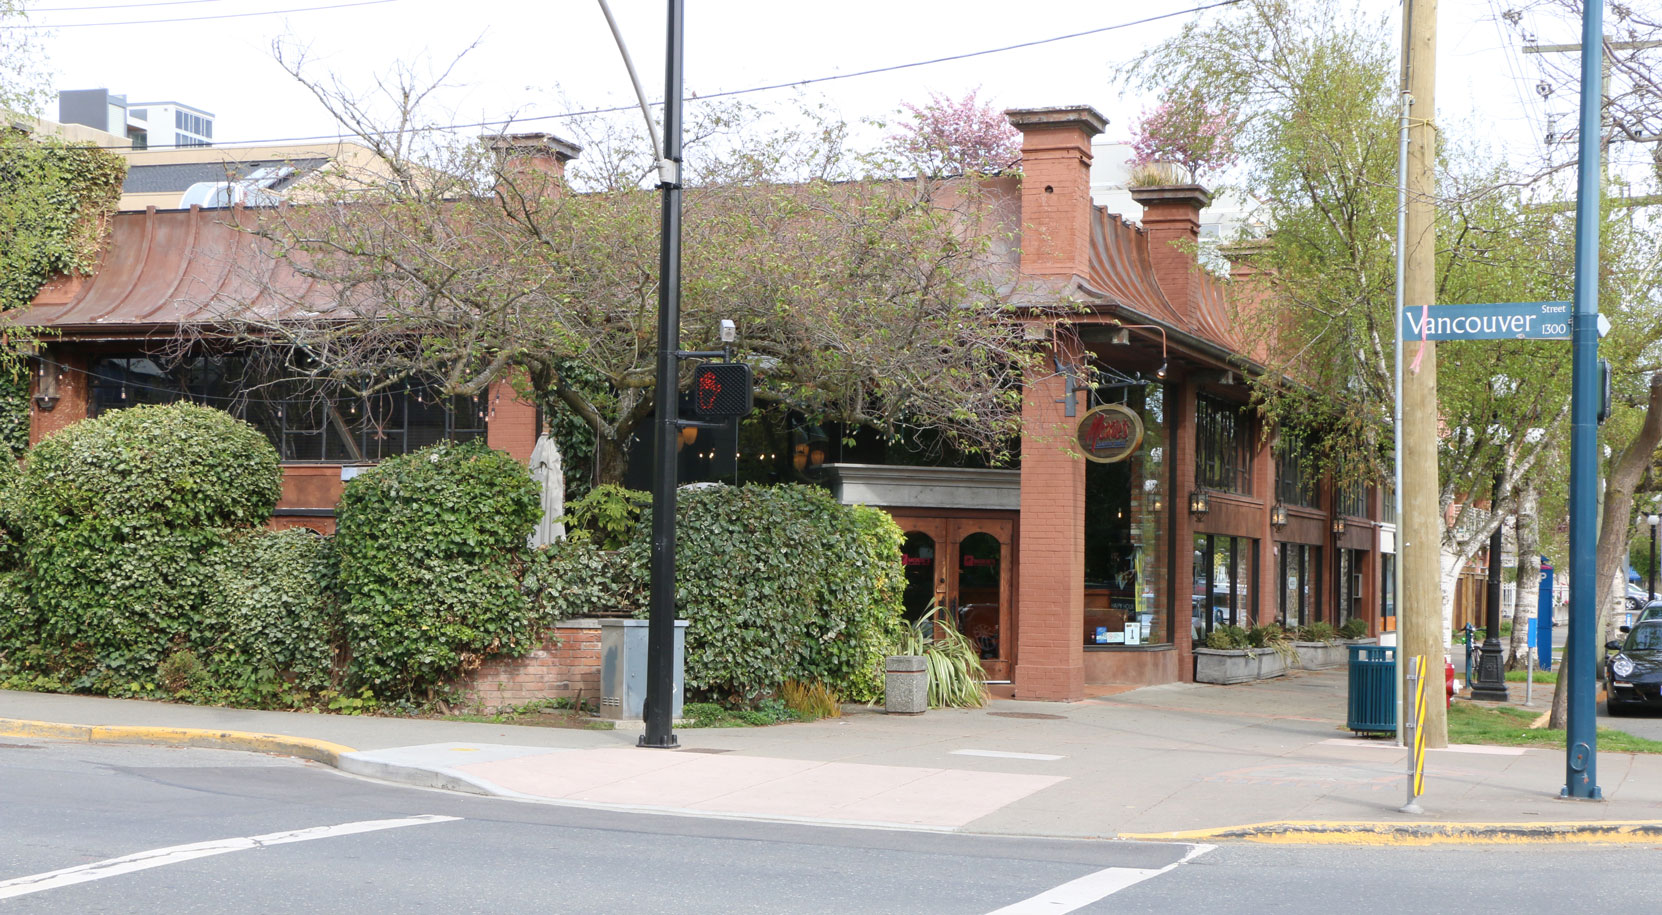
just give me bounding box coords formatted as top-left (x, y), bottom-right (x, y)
top-left (5, 740), bottom-right (1662, 914)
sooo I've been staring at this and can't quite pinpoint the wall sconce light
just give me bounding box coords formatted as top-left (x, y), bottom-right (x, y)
top-left (1151, 492), bottom-right (1164, 514)
top-left (1188, 489), bottom-right (1210, 516)
top-left (1332, 517), bottom-right (1347, 538)
top-left (1110, 322), bottom-right (1170, 383)
top-left (1271, 503), bottom-right (1288, 529)
top-left (33, 360), bottom-right (59, 412)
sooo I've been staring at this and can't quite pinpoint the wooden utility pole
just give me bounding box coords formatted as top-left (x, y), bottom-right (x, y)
top-left (1400, 0), bottom-right (1447, 748)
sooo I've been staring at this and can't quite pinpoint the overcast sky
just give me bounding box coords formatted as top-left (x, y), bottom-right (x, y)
top-left (28, 0), bottom-right (1584, 166)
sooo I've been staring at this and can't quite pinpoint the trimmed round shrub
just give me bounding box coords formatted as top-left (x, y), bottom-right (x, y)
top-left (10, 402), bottom-right (282, 692)
top-left (198, 528), bottom-right (339, 700)
top-left (654, 484), bottom-right (906, 704)
top-left (335, 440), bottom-right (540, 700)
top-left (17, 401), bottom-right (280, 532)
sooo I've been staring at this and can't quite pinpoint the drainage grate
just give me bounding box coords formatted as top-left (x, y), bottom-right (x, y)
top-left (987, 712), bottom-right (1067, 721)
top-left (676, 747), bottom-right (732, 754)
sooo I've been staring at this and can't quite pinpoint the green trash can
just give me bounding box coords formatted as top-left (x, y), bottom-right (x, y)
top-left (1347, 644), bottom-right (1397, 735)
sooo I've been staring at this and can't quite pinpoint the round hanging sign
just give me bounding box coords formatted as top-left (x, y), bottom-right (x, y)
top-left (1077, 404), bottom-right (1144, 464)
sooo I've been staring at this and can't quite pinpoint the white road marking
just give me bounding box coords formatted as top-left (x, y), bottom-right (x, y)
top-left (0, 815), bottom-right (461, 900)
top-left (951, 749), bottom-right (1066, 761)
top-left (985, 843), bottom-right (1215, 914)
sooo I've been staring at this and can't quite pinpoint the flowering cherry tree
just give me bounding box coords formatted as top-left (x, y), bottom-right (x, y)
top-left (890, 89), bottom-right (1022, 177)
top-left (1128, 88), bottom-right (1238, 184)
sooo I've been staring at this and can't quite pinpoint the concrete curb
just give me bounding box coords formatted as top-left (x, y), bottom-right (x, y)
top-left (0, 717), bottom-right (356, 767)
top-left (1120, 820), bottom-right (1662, 846)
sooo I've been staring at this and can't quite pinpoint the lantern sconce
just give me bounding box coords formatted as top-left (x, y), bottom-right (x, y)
top-left (1188, 489), bottom-right (1210, 517)
top-left (1271, 503), bottom-right (1289, 530)
top-left (33, 359), bottom-right (60, 412)
top-left (1332, 517), bottom-right (1347, 539)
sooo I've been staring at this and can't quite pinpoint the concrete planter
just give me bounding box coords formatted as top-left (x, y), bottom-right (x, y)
top-left (1292, 641), bottom-right (1346, 670)
top-left (1194, 647), bottom-right (1289, 684)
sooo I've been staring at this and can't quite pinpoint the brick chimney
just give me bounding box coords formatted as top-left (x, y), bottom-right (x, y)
top-left (485, 133), bottom-right (582, 194)
top-left (1004, 106), bottom-right (1107, 283)
top-left (1129, 184), bottom-right (1212, 326)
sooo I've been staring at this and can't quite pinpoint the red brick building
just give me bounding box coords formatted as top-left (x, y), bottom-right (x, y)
top-left (827, 106), bottom-right (1393, 700)
top-left (15, 204), bottom-right (539, 533)
top-left (13, 110), bottom-right (1390, 700)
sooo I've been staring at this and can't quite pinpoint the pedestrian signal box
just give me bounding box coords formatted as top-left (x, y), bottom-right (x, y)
top-left (692, 362), bottom-right (753, 418)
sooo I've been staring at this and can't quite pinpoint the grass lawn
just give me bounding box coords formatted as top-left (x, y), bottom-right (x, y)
top-left (1448, 702), bottom-right (1662, 754)
top-left (1503, 669), bottom-right (1557, 684)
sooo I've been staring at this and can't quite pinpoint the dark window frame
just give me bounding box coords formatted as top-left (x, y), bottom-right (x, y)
top-left (1274, 434), bottom-right (1320, 508)
top-left (86, 351), bottom-right (486, 463)
top-left (1195, 395), bottom-right (1254, 495)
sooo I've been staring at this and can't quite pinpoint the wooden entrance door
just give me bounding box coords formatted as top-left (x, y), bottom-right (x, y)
top-left (898, 517), bottom-right (1015, 682)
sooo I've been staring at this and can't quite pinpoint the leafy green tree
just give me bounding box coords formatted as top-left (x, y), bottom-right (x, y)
top-left (1121, 0), bottom-right (1662, 640)
top-left (208, 49), bottom-right (1055, 487)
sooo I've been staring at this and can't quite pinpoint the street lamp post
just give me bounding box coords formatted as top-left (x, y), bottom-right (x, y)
top-left (1648, 514), bottom-right (1658, 602)
top-left (1471, 481), bottom-right (1511, 702)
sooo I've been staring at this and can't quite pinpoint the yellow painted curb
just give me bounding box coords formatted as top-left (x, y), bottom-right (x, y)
top-left (0, 717), bottom-right (356, 766)
top-left (1121, 819), bottom-right (1662, 846)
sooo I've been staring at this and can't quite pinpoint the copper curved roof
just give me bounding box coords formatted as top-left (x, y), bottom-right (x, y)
top-left (1084, 205), bottom-right (1239, 351)
top-left (16, 206), bottom-right (331, 334)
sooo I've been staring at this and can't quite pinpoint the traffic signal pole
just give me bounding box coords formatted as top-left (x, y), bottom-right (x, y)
top-left (642, 0), bottom-right (685, 749)
top-left (1563, 0), bottom-right (1604, 800)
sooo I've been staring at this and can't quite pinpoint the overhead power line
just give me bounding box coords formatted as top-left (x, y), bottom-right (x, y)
top-left (6, 0), bottom-right (396, 28)
top-left (29, 0), bottom-right (226, 12)
top-left (47, 0), bottom-right (1244, 151)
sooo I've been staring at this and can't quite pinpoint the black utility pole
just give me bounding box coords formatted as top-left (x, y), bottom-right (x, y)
top-left (641, 0), bottom-right (684, 749)
top-left (1472, 479), bottom-right (1510, 701)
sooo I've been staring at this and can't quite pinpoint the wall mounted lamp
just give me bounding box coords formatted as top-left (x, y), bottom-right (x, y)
top-left (1332, 517), bottom-right (1347, 538)
top-left (1271, 503), bottom-right (1289, 530)
top-left (1110, 322), bottom-right (1169, 382)
top-left (1188, 489), bottom-right (1210, 517)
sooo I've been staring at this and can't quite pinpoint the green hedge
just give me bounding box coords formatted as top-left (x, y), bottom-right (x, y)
top-left (603, 484), bottom-right (905, 704)
top-left (197, 528), bottom-right (339, 701)
top-left (0, 455), bottom-right (20, 571)
top-left (8, 403), bottom-right (282, 692)
top-left (335, 440), bottom-right (541, 700)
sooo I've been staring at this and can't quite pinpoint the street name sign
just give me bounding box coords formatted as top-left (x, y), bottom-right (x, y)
top-left (1400, 301), bottom-right (1572, 341)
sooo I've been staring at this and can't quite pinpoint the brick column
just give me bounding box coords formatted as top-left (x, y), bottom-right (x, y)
top-left (1005, 106), bottom-right (1107, 282)
top-left (486, 372), bottom-right (539, 465)
top-left (1129, 185), bottom-right (1213, 327)
top-left (1170, 374), bottom-right (1199, 679)
top-left (1014, 341), bottom-right (1086, 701)
top-left (1255, 426), bottom-right (1277, 627)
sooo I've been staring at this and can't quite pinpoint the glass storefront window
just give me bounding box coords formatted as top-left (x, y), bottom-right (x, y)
top-left (900, 532), bottom-right (937, 624)
top-left (86, 352), bottom-right (484, 462)
top-left (1192, 533), bottom-right (1258, 639)
top-left (957, 532), bottom-right (1001, 660)
top-left (1083, 379), bottom-right (1169, 646)
top-left (1278, 543), bottom-right (1325, 629)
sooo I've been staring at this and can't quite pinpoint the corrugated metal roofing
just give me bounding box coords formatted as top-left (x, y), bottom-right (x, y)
top-left (15, 206), bottom-right (334, 333)
top-left (1085, 206), bottom-right (1239, 351)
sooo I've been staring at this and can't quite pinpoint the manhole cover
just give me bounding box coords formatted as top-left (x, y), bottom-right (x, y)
top-left (676, 747), bottom-right (732, 754)
top-left (988, 712), bottom-right (1067, 721)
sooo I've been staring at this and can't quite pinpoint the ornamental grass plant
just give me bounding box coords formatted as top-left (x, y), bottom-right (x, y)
top-left (892, 611), bottom-right (989, 709)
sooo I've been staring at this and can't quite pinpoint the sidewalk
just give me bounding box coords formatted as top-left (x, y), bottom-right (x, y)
top-left (7, 669), bottom-right (1662, 843)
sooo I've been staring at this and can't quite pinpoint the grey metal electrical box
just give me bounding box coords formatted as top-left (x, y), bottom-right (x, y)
top-left (598, 619), bottom-right (688, 721)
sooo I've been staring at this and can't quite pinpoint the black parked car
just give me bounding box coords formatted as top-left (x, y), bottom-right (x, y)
top-left (1605, 620), bottom-right (1662, 715)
